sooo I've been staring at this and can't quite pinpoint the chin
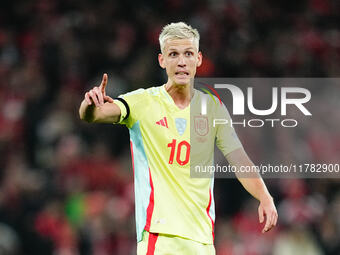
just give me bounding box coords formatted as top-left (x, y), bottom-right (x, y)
top-left (174, 78), bottom-right (191, 86)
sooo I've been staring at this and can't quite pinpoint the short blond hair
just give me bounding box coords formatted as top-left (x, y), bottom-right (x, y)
top-left (159, 22), bottom-right (200, 53)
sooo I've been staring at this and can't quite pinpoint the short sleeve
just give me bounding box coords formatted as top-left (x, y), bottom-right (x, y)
top-left (215, 103), bottom-right (243, 156)
top-left (113, 99), bottom-right (128, 123)
top-left (113, 88), bottom-right (146, 128)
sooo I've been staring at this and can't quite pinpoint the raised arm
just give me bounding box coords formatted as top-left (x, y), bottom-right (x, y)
top-left (226, 148), bottom-right (278, 233)
top-left (79, 73), bottom-right (121, 123)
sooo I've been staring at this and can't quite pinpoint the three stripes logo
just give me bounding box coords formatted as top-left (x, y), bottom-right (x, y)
top-left (156, 117), bottom-right (168, 128)
top-left (198, 82), bottom-right (223, 115)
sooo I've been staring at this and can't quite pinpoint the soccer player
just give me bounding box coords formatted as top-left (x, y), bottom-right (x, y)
top-left (79, 22), bottom-right (277, 254)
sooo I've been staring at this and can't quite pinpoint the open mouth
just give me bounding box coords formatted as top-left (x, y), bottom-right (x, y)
top-left (175, 71), bottom-right (189, 76)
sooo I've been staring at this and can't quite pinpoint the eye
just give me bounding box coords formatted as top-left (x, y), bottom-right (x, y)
top-left (185, 51), bottom-right (193, 57)
top-left (169, 52), bottom-right (177, 57)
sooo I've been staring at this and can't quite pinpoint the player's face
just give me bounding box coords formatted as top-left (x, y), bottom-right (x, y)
top-left (158, 39), bottom-right (202, 86)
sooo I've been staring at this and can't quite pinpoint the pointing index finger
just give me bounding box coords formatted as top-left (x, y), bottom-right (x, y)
top-left (100, 73), bottom-right (108, 92)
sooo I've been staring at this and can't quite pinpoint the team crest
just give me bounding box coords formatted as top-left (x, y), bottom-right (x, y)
top-left (194, 116), bottom-right (209, 136)
top-left (175, 118), bottom-right (187, 136)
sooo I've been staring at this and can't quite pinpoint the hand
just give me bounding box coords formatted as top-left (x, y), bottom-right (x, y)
top-left (258, 196), bottom-right (278, 233)
top-left (84, 73), bottom-right (114, 107)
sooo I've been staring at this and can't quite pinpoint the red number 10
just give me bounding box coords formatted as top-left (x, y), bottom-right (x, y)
top-left (167, 139), bottom-right (190, 166)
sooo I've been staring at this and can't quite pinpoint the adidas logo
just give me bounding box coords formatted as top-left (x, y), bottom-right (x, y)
top-left (156, 117), bottom-right (168, 128)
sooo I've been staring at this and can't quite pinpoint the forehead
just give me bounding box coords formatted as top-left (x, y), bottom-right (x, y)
top-left (163, 38), bottom-right (197, 52)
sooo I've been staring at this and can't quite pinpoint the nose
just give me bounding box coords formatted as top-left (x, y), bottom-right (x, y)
top-left (177, 54), bottom-right (186, 67)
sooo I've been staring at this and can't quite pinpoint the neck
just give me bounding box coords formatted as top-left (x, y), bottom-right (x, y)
top-left (165, 80), bottom-right (194, 109)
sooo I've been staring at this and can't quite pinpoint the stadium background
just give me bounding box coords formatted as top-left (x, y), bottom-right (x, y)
top-left (0, 0), bottom-right (339, 254)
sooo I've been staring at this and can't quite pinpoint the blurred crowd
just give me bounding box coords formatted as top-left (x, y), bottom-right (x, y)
top-left (0, 0), bottom-right (339, 254)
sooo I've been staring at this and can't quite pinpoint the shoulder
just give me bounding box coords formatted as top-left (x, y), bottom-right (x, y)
top-left (193, 88), bottom-right (233, 120)
top-left (120, 88), bottom-right (147, 98)
top-left (121, 85), bottom-right (164, 98)
top-left (194, 89), bottom-right (223, 109)
top-left (119, 85), bottom-right (164, 108)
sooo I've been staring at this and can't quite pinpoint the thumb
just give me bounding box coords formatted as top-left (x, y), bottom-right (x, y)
top-left (104, 95), bottom-right (114, 103)
top-left (258, 206), bottom-right (264, 223)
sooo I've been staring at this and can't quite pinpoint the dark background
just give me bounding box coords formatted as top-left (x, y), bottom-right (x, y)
top-left (0, 0), bottom-right (339, 254)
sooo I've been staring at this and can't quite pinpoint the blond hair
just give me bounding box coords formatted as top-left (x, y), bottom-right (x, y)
top-left (159, 22), bottom-right (200, 53)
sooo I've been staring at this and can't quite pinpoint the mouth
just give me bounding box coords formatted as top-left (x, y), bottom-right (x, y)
top-left (175, 71), bottom-right (189, 76)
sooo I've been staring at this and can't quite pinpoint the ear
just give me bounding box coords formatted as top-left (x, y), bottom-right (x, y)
top-left (158, 53), bottom-right (165, 69)
top-left (197, 51), bottom-right (203, 67)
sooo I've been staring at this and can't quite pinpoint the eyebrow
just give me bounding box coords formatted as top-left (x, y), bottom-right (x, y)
top-left (168, 47), bottom-right (195, 51)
